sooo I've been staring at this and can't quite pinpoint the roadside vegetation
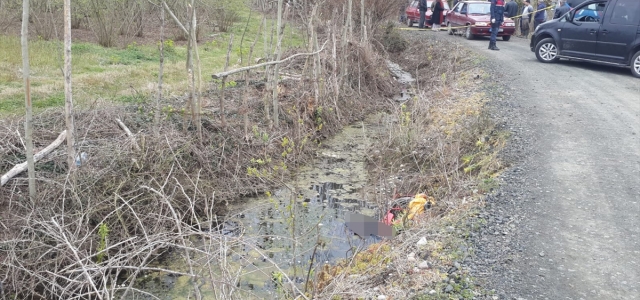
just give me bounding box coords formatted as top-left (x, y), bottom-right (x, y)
top-left (0, 0), bottom-right (508, 299)
top-left (308, 32), bottom-right (508, 299)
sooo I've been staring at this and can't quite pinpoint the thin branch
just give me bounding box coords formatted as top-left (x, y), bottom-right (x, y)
top-left (162, 1), bottom-right (188, 35)
top-left (51, 218), bottom-right (103, 300)
top-left (212, 41), bottom-right (328, 79)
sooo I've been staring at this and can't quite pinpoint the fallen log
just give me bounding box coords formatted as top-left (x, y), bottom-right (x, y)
top-left (1, 130), bottom-right (67, 187)
top-left (211, 41), bottom-right (328, 80)
top-left (115, 118), bottom-right (141, 152)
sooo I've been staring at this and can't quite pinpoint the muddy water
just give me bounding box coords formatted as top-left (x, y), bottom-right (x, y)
top-left (138, 115), bottom-right (391, 299)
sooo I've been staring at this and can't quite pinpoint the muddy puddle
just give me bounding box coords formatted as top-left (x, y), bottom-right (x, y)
top-left (136, 115), bottom-right (393, 299)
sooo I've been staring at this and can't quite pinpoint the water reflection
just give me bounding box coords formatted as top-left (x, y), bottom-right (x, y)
top-left (139, 121), bottom-right (385, 299)
top-left (216, 181), bottom-right (383, 296)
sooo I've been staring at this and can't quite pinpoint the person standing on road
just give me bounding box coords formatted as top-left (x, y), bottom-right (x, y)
top-left (505, 0), bottom-right (518, 19)
top-left (504, 0), bottom-right (519, 33)
top-left (431, 0), bottom-right (445, 31)
top-left (521, 0), bottom-right (534, 37)
top-left (488, 0), bottom-right (505, 50)
top-left (419, 0), bottom-right (428, 28)
top-left (534, 0), bottom-right (547, 29)
top-left (553, 0), bottom-right (571, 19)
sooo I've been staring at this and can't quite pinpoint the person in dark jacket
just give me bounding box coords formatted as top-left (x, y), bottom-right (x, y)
top-left (488, 0), bottom-right (505, 50)
top-left (431, 0), bottom-right (445, 31)
top-left (553, 0), bottom-right (571, 19)
top-left (504, 0), bottom-right (518, 18)
top-left (534, 1), bottom-right (547, 29)
top-left (419, 0), bottom-right (428, 28)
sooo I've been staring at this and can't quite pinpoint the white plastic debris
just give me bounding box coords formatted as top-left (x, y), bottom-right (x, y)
top-left (75, 152), bottom-right (88, 166)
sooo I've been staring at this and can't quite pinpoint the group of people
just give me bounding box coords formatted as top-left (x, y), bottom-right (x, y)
top-left (500, 0), bottom-right (572, 38)
top-left (418, 0), bottom-right (446, 30)
top-left (488, 0), bottom-right (569, 50)
top-left (409, 0), bottom-right (573, 51)
top-left (495, 0), bottom-right (540, 38)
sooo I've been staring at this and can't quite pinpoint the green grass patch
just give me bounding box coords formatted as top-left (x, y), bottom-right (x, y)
top-left (0, 95), bottom-right (24, 113)
top-left (0, 92), bottom-right (65, 114)
top-left (33, 92), bottom-right (65, 109)
top-left (115, 93), bottom-right (147, 104)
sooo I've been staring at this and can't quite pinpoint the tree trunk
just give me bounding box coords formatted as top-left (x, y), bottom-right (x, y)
top-left (360, 0), bottom-right (365, 41)
top-left (184, 1), bottom-right (196, 135)
top-left (190, 2), bottom-right (202, 138)
top-left (21, 0), bottom-right (36, 199)
top-left (272, 0), bottom-right (284, 127)
top-left (221, 34), bottom-right (234, 129)
top-left (347, 0), bottom-right (353, 41)
top-left (263, 17), bottom-right (271, 123)
top-left (156, 1), bottom-right (165, 135)
top-left (310, 5), bottom-right (319, 107)
top-left (63, 0), bottom-right (76, 171)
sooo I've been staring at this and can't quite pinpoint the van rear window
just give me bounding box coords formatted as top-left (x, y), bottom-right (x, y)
top-left (609, 0), bottom-right (640, 25)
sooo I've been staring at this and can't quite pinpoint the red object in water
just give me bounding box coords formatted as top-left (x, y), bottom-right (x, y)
top-left (384, 211), bottom-right (395, 225)
top-left (383, 207), bottom-right (403, 225)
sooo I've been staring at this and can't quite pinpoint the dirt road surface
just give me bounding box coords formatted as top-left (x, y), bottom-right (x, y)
top-left (434, 32), bottom-right (640, 299)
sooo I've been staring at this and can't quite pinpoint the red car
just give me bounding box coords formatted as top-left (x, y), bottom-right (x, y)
top-left (446, 0), bottom-right (516, 41)
top-left (405, 0), bottom-right (451, 28)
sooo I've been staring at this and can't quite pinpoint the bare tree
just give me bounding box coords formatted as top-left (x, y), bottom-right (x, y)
top-left (188, 0), bottom-right (203, 137)
top-left (220, 33), bottom-right (233, 129)
top-left (263, 16), bottom-right (271, 123)
top-left (63, 0), bottom-right (76, 171)
top-left (163, 0), bottom-right (202, 137)
top-left (361, 0), bottom-right (366, 42)
top-left (348, 0), bottom-right (353, 40)
top-left (272, 0), bottom-right (284, 127)
top-left (21, 0), bottom-right (36, 199)
top-left (155, 1), bottom-right (166, 135)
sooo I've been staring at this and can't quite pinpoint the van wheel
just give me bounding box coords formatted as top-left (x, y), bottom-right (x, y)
top-left (502, 35), bottom-right (511, 41)
top-left (535, 38), bottom-right (559, 63)
top-left (631, 51), bottom-right (640, 78)
top-left (465, 26), bottom-right (474, 40)
top-left (407, 17), bottom-right (413, 27)
top-left (447, 23), bottom-right (454, 35)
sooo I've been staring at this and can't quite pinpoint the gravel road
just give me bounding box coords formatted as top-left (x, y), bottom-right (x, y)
top-left (425, 31), bottom-right (640, 299)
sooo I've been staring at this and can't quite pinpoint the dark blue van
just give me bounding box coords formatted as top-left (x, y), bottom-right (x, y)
top-left (530, 0), bottom-right (640, 78)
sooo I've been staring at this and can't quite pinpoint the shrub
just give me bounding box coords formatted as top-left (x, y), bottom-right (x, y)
top-left (382, 22), bottom-right (408, 53)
